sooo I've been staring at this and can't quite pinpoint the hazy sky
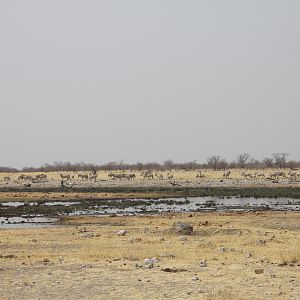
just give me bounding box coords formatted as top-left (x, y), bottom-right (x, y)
top-left (0, 1), bottom-right (299, 168)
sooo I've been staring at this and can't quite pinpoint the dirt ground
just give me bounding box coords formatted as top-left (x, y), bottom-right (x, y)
top-left (0, 212), bottom-right (299, 299)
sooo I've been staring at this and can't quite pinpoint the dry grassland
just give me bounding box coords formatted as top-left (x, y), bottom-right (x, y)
top-left (0, 212), bottom-right (299, 299)
top-left (0, 168), bottom-right (296, 181)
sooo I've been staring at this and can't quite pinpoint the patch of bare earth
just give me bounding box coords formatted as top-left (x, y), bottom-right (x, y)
top-left (0, 212), bottom-right (299, 299)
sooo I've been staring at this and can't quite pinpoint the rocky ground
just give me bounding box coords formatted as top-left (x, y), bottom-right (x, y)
top-left (0, 212), bottom-right (299, 299)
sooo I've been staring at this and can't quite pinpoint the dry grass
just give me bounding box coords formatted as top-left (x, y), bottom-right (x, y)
top-left (0, 212), bottom-right (299, 299)
top-left (0, 168), bottom-right (294, 181)
top-left (204, 289), bottom-right (244, 300)
top-left (279, 246), bottom-right (300, 265)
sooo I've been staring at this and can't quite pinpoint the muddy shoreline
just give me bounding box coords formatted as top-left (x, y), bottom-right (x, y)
top-left (1, 186), bottom-right (300, 199)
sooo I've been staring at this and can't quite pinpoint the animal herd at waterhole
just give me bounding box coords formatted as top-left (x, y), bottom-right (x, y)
top-left (1, 168), bottom-right (300, 187)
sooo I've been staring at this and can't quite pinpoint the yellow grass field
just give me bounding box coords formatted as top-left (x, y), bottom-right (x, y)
top-left (0, 212), bottom-right (299, 299)
top-left (0, 168), bottom-right (297, 181)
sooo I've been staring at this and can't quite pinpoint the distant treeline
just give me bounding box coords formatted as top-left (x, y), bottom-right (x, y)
top-left (1, 153), bottom-right (299, 173)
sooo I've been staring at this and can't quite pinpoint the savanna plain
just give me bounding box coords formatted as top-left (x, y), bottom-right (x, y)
top-left (0, 169), bottom-right (299, 299)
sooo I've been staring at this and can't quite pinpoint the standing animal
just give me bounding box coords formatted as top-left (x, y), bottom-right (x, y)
top-left (60, 174), bottom-right (71, 180)
top-left (18, 174), bottom-right (34, 181)
top-left (89, 174), bottom-right (98, 181)
top-left (167, 173), bottom-right (174, 180)
top-left (223, 171), bottom-right (231, 179)
top-left (78, 174), bottom-right (89, 180)
top-left (35, 174), bottom-right (47, 180)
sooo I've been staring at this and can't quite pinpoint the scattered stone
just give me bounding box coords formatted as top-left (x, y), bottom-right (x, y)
top-left (199, 260), bottom-right (207, 267)
top-left (117, 230), bottom-right (127, 236)
top-left (159, 237), bottom-right (165, 242)
top-left (255, 268), bottom-right (264, 274)
top-left (172, 222), bottom-right (193, 235)
top-left (192, 276), bottom-right (200, 281)
top-left (256, 239), bottom-right (266, 246)
top-left (178, 236), bottom-right (188, 242)
top-left (144, 257), bottom-right (159, 269)
top-left (217, 247), bottom-right (227, 253)
top-left (245, 252), bottom-right (252, 258)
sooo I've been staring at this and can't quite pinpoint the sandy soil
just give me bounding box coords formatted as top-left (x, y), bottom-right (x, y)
top-left (0, 212), bottom-right (299, 300)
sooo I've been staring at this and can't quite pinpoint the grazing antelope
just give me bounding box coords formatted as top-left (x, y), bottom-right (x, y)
top-left (89, 174), bottom-right (98, 181)
top-left (254, 172), bottom-right (265, 179)
top-left (288, 170), bottom-right (300, 181)
top-left (196, 171), bottom-right (204, 178)
top-left (60, 174), bottom-right (71, 180)
top-left (223, 171), bottom-right (231, 179)
top-left (35, 174), bottom-right (47, 180)
top-left (18, 174), bottom-right (34, 181)
top-left (142, 171), bottom-right (154, 179)
top-left (78, 174), bottom-right (89, 180)
top-left (167, 173), bottom-right (174, 180)
top-left (269, 171), bottom-right (287, 180)
top-left (241, 172), bottom-right (253, 179)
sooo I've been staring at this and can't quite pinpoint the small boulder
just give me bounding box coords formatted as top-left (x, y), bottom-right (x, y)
top-left (178, 236), bottom-right (188, 242)
top-left (255, 268), bottom-right (264, 274)
top-left (117, 230), bottom-right (127, 236)
top-left (199, 260), bottom-right (207, 267)
top-left (144, 257), bottom-right (159, 269)
top-left (217, 247), bottom-right (227, 253)
top-left (172, 222), bottom-right (193, 235)
top-left (256, 239), bottom-right (266, 246)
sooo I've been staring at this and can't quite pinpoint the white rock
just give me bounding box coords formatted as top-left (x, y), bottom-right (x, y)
top-left (199, 260), bottom-right (207, 267)
top-left (117, 230), bottom-right (127, 236)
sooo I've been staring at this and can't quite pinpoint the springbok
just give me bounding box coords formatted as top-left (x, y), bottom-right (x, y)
top-left (223, 171), bottom-right (231, 179)
top-left (78, 174), bottom-right (89, 180)
top-left (89, 174), bottom-right (98, 181)
top-left (18, 174), bottom-right (34, 181)
top-left (60, 174), bottom-right (71, 180)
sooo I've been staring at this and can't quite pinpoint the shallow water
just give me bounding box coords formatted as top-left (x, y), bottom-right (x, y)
top-left (0, 196), bottom-right (299, 228)
top-left (69, 196), bottom-right (300, 216)
top-left (0, 216), bottom-right (59, 229)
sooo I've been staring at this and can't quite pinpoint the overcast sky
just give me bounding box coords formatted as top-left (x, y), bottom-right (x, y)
top-left (0, 1), bottom-right (299, 168)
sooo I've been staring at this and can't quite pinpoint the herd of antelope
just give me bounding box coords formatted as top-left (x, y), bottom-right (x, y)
top-left (1, 169), bottom-right (300, 184)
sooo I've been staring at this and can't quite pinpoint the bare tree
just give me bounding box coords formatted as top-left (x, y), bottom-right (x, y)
top-left (236, 153), bottom-right (250, 168)
top-left (262, 157), bottom-right (273, 168)
top-left (207, 155), bottom-right (225, 170)
top-left (272, 153), bottom-right (289, 169)
top-left (163, 159), bottom-right (174, 170)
